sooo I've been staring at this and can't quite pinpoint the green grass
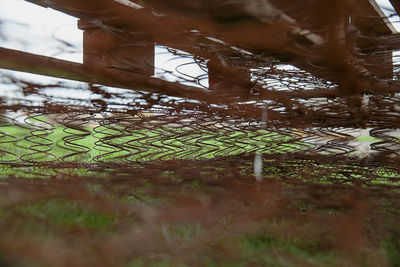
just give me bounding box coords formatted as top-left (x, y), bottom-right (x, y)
top-left (0, 172), bottom-right (397, 266)
top-left (382, 238), bottom-right (400, 267)
top-left (0, 124), bottom-right (304, 163)
top-left (356, 136), bottom-right (381, 143)
top-left (236, 234), bottom-right (334, 266)
top-left (1, 123), bottom-right (399, 185)
top-left (0, 120), bottom-right (399, 266)
top-left (0, 123), bottom-right (309, 179)
top-left (17, 199), bottom-right (116, 229)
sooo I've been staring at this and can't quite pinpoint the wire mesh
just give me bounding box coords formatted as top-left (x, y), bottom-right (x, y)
top-left (1, 0), bottom-right (400, 266)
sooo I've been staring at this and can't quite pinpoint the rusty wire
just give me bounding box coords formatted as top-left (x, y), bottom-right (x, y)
top-left (0, 0), bottom-right (400, 266)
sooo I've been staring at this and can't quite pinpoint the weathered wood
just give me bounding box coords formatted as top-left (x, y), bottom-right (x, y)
top-left (389, 0), bottom-right (400, 14)
top-left (0, 47), bottom-right (212, 100)
top-left (79, 20), bottom-right (154, 76)
top-left (9, 0), bottom-right (400, 101)
top-left (2, 47), bottom-right (400, 102)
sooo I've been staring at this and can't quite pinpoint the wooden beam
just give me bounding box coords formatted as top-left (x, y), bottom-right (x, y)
top-left (0, 47), bottom-right (212, 101)
top-left (18, 0), bottom-right (400, 99)
top-left (389, 0), bottom-right (400, 15)
top-left (2, 46), bottom-right (400, 106)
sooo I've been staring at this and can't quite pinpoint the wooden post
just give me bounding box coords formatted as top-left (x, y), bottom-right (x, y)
top-left (78, 19), bottom-right (154, 76)
top-left (207, 58), bottom-right (252, 97)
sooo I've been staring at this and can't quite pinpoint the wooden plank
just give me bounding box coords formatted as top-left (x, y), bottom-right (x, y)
top-left (11, 0), bottom-right (400, 99)
top-left (0, 47), bottom-right (212, 100)
top-left (389, 0), bottom-right (400, 14)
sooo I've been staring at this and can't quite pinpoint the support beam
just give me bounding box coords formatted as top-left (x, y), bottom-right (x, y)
top-left (0, 47), bottom-right (211, 101)
top-left (18, 0), bottom-right (400, 99)
top-left (78, 20), bottom-right (154, 76)
top-left (389, 0), bottom-right (400, 14)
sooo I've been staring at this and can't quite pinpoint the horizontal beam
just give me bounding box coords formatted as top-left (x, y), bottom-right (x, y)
top-left (7, 0), bottom-right (400, 103)
top-left (2, 46), bottom-right (400, 102)
top-left (0, 47), bottom-right (213, 101)
top-left (25, 0), bottom-right (392, 87)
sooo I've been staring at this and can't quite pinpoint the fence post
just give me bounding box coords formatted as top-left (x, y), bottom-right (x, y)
top-left (78, 19), bottom-right (154, 76)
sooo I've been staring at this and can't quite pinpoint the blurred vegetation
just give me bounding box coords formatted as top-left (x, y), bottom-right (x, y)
top-left (0, 123), bottom-right (399, 266)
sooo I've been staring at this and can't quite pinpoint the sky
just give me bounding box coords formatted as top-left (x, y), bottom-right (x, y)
top-left (0, 0), bottom-right (82, 62)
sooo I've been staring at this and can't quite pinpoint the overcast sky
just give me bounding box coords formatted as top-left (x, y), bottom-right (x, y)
top-left (0, 0), bottom-right (82, 62)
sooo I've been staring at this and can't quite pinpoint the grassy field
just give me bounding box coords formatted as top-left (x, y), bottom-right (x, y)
top-left (0, 176), bottom-right (399, 266)
top-left (0, 123), bottom-right (399, 266)
top-left (0, 124), bottom-right (304, 161)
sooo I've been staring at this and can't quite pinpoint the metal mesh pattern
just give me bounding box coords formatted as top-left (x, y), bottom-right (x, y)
top-left (1, 0), bottom-right (400, 265)
top-left (1, 71), bottom-right (400, 186)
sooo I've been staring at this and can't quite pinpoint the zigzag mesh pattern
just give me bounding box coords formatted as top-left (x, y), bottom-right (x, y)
top-left (1, 0), bottom-right (400, 266)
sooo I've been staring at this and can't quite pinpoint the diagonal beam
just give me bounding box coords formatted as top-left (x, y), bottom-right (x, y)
top-left (0, 47), bottom-right (213, 101)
